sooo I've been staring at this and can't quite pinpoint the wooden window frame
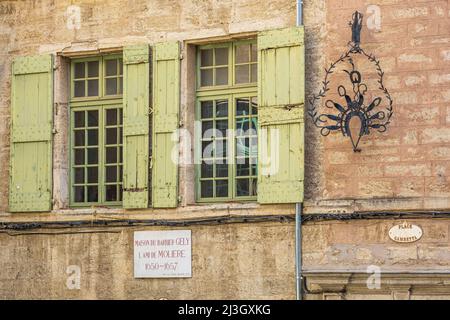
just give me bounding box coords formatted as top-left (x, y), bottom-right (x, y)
top-left (195, 40), bottom-right (258, 203)
top-left (69, 55), bottom-right (123, 207)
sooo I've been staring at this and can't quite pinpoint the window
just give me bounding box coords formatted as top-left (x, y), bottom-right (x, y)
top-left (70, 55), bottom-right (123, 206)
top-left (196, 40), bottom-right (258, 202)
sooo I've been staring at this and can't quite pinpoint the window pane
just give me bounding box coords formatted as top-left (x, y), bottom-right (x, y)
top-left (251, 44), bottom-right (258, 62)
top-left (87, 79), bottom-right (99, 96)
top-left (251, 64), bottom-right (257, 82)
top-left (106, 185), bottom-right (118, 202)
top-left (236, 98), bottom-right (250, 116)
top-left (74, 62), bottom-right (85, 79)
top-left (119, 166), bottom-right (123, 182)
top-left (216, 100), bottom-right (228, 117)
top-left (201, 69), bottom-right (213, 87)
top-left (216, 180), bottom-right (228, 197)
top-left (215, 48), bottom-right (228, 65)
top-left (74, 112), bottom-right (85, 128)
top-left (106, 78), bottom-right (117, 95)
top-left (216, 139), bottom-right (227, 158)
top-left (236, 178), bottom-right (250, 196)
top-left (201, 162), bottom-right (213, 178)
top-left (216, 120), bottom-right (228, 136)
top-left (215, 67), bottom-right (228, 86)
top-left (251, 178), bottom-right (258, 196)
top-left (106, 109), bottom-right (117, 125)
top-left (201, 49), bottom-right (213, 67)
top-left (201, 180), bottom-right (213, 198)
top-left (88, 61), bottom-right (99, 77)
top-left (87, 148), bottom-right (98, 164)
top-left (87, 110), bottom-right (99, 127)
top-left (106, 166), bottom-right (117, 182)
top-left (87, 129), bottom-right (98, 146)
top-left (106, 147), bottom-right (118, 164)
top-left (105, 59), bottom-right (117, 76)
top-left (74, 149), bottom-right (85, 165)
top-left (74, 130), bottom-right (85, 147)
top-left (236, 45), bottom-right (250, 64)
top-left (236, 118), bottom-right (250, 134)
top-left (74, 168), bottom-right (84, 184)
top-left (235, 65), bottom-right (250, 84)
top-left (106, 128), bottom-right (118, 145)
top-left (237, 158), bottom-right (250, 176)
top-left (216, 164), bottom-right (228, 178)
top-left (87, 186), bottom-right (98, 202)
top-left (74, 186), bottom-right (85, 202)
top-left (251, 97), bottom-right (258, 114)
top-left (201, 101), bottom-right (213, 119)
top-left (119, 59), bottom-right (123, 75)
top-left (202, 121), bottom-right (213, 137)
top-left (74, 81), bottom-right (85, 97)
top-left (202, 141), bottom-right (214, 159)
top-left (118, 78), bottom-right (123, 94)
top-left (87, 167), bottom-right (98, 183)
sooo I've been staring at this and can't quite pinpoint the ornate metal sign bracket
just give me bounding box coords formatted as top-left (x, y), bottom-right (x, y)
top-left (308, 11), bottom-right (393, 152)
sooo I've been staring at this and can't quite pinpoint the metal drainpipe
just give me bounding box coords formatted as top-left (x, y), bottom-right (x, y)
top-left (295, 0), bottom-right (304, 301)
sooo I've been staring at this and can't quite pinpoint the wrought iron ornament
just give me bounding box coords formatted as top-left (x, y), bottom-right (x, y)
top-left (308, 11), bottom-right (393, 152)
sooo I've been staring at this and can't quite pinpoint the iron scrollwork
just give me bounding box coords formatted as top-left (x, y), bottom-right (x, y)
top-left (308, 11), bottom-right (393, 152)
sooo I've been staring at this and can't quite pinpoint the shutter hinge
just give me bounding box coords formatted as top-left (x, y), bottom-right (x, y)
top-left (178, 195), bottom-right (183, 204)
top-left (180, 53), bottom-right (184, 60)
top-left (179, 119), bottom-right (184, 128)
top-left (52, 127), bottom-right (58, 134)
top-left (149, 157), bottom-right (153, 169)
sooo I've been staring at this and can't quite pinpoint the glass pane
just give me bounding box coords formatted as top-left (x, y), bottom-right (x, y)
top-left (87, 110), bottom-right (98, 127)
top-left (87, 61), bottom-right (99, 77)
top-left (74, 149), bottom-right (85, 165)
top-left (106, 185), bottom-right (118, 202)
top-left (215, 48), bottom-right (228, 65)
top-left (118, 185), bottom-right (123, 201)
top-left (251, 97), bottom-right (258, 114)
top-left (74, 112), bottom-right (85, 128)
top-left (201, 49), bottom-right (213, 67)
top-left (216, 120), bottom-right (228, 136)
top-left (236, 45), bottom-right (250, 64)
top-left (119, 166), bottom-right (123, 182)
top-left (236, 98), bottom-right (250, 116)
top-left (74, 130), bottom-right (85, 147)
top-left (201, 180), bottom-right (213, 198)
top-left (106, 147), bottom-right (118, 164)
top-left (250, 138), bottom-right (258, 157)
top-left (237, 158), bottom-right (250, 176)
top-left (216, 140), bottom-right (227, 158)
top-left (87, 148), bottom-right (98, 164)
top-left (87, 129), bottom-right (98, 146)
top-left (251, 64), bottom-right (257, 82)
top-left (87, 186), bottom-right (98, 202)
top-left (201, 162), bottom-right (213, 178)
top-left (216, 100), bottom-right (228, 117)
top-left (251, 157), bottom-right (258, 175)
top-left (216, 164), bottom-right (228, 178)
top-left (119, 127), bottom-right (123, 144)
top-left (106, 128), bottom-right (118, 145)
top-left (202, 141), bottom-right (214, 159)
top-left (236, 137), bottom-right (250, 157)
top-left (201, 69), bottom-right (213, 87)
top-left (236, 178), bottom-right (250, 196)
top-left (105, 59), bottom-right (117, 76)
top-left (119, 59), bottom-right (123, 75)
top-left (201, 101), bottom-right (213, 119)
top-left (106, 109), bottom-right (117, 125)
top-left (202, 121), bottom-right (213, 137)
top-left (216, 180), bottom-right (228, 197)
top-left (118, 78), bottom-right (123, 94)
top-left (87, 167), bottom-right (98, 183)
top-left (251, 44), bottom-right (258, 62)
top-left (106, 166), bottom-right (117, 182)
top-left (236, 118), bottom-right (250, 135)
top-left (119, 146), bottom-right (123, 163)
top-left (106, 78), bottom-right (117, 95)
top-left (87, 79), bottom-right (98, 96)
top-left (236, 65), bottom-right (250, 84)
top-left (74, 81), bottom-right (85, 97)
top-left (251, 178), bottom-right (258, 196)
top-left (74, 168), bottom-right (84, 184)
top-left (215, 67), bottom-right (228, 86)
top-left (119, 109), bottom-right (123, 125)
top-left (74, 62), bottom-right (85, 79)
top-left (74, 186), bottom-right (85, 202)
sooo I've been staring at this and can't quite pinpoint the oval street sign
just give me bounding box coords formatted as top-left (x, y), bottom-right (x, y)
top-left (389, 222), bottom-right (423, 243)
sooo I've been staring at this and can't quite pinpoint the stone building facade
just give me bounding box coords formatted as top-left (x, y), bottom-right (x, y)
top-left (0, 0), bottom-right (450, 300)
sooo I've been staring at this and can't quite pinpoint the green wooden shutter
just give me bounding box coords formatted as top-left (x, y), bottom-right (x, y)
top-left (9, 54), bottom-right (53, 212)
top-left (257, 27), bottom-right (305, 204)
top-left (152, 41), bottom-right (180, 208)
top-left (123, 45), bottom-right (150, 209)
